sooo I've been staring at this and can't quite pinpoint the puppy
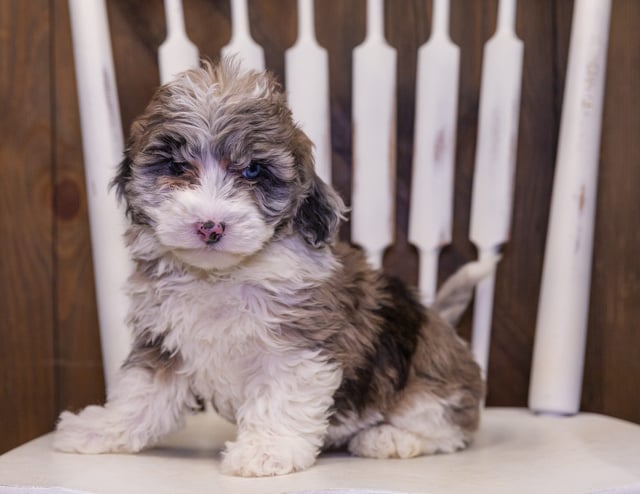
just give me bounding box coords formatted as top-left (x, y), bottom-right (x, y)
top-left (54, 59), bottom-right (484, 477)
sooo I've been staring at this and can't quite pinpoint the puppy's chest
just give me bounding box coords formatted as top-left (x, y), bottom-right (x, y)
top-left (157, 278), bottom-right (280, 414)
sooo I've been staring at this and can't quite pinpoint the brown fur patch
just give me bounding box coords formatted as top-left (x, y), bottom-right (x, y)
top-left (278, 242), bottom-right (483, 442)
top-left (122, 332), bottom-right (183, 380)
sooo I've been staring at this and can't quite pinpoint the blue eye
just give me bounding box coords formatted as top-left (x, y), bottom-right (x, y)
top-left (242, 161), bottom-right (262, 180)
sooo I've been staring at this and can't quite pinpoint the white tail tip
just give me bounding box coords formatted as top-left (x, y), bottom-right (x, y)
top-left (432, 254), bottom-right (501, 326)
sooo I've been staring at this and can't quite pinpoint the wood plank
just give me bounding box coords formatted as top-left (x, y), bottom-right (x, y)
top-left (0, 0), bottom-right (56, 453)
top-left (106, 0), bottom-right (166, 133)
top-left (584, 0), bottom-right (640, 424)
top-left (489, 0), bottom-right (558, 406)
top-left (315, 0), bottom-right (366, 241)
top-left (182, 0), bottom-right (231, 62)
top-left (52, 0), bottom-right (105, 413)
top-left (249, 0), bottom-right (296, 85)
top-left (385, 0), bottom-right (430, 284)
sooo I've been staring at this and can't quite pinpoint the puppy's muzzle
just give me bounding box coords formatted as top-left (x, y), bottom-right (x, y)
top-left (196, 220), bottom-right (226, 245)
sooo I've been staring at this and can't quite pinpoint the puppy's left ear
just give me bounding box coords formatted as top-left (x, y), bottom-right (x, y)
top-left (111, 150), bottom-right (133, 205)
top-left (109, 120), bottom-right (146, 223)
top-left (293, 130), bottom-right (346, 248)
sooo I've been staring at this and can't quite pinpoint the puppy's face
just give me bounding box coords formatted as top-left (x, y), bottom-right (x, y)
top-left (113, 60), bottom-right (343, 270)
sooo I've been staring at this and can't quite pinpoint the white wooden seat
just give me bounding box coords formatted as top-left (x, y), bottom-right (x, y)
top-left (1, 0), bottom-right (639, 493)
top-left (1, 409), bottom-right (639, 494)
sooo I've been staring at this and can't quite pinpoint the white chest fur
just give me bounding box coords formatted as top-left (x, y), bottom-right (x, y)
top-left (159, 276), bottom-right (276, 420)
top-left (127, 236), bottom-right (339, 422)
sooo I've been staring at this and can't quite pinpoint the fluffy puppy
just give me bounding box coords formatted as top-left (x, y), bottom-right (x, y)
top-left (54, 59), bottom-right (484, 477)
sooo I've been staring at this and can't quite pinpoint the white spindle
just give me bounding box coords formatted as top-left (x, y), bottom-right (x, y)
top-left (158, 0), bottom-right (200, 84)
top-left (221, 0), bottom-right (265, 72)
top-left (351, 0), bottom-right (397, 270)
top-left (529, 0), bottom-right (612, 416)
top-left (285, 0), bottom-right (332, 184)
top-left (68, 0), bottom-right (133, 390)
top-left (409, 0), bottom-right (459, 305)
top-left (469, 0), bottom-right (524, 376)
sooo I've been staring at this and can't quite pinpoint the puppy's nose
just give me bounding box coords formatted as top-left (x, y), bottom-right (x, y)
top-left (196, 220), bottom-right (226, 245)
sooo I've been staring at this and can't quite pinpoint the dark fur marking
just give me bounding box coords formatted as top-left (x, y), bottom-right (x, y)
top-left (112, 153), bottom-right (133, 205)
top-left (111, 151), bottom-right (152, 225)
top-left (239, 164), bottom-right (292, 219)
top-left (143, 134), bottom-right (188, 159)
top-left (294, 178), bottom-right (342, 248)
top-left (189, 396), bottom-right (206, 413)
top-left (332, 275), bottom-right (425, 416)
top-left (123, 331), bottom-right (183, 377)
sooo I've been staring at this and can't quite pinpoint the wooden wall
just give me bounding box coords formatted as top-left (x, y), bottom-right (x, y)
top-left (1, 0), bottom-right (639, 454)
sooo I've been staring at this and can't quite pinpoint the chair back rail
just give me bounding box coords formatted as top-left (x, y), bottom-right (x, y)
top-left (68, 0), bottom-right (612, 415)
top-left (68, 0), bottom-right (132, 390)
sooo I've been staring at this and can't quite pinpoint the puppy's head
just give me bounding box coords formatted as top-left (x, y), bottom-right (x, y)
top-left (113, 59), bottom-right (344, 271)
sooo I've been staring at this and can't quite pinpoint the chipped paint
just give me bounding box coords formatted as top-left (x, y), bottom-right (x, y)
top-left (434, 128), bottom-right (447, 164)
top-left (578, 184), bottom-right (587, 212)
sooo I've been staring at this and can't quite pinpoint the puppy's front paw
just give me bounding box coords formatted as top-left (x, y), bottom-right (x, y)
top-left (53, 406), bottom-right (136, 454)
top-left (221, 435), bottom-right (317, 477)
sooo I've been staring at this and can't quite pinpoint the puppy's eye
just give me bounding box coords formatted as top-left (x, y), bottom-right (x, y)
top-left (242, 161), bottom-right (263, 180)
top-left (169, 160), bottom-right (189, 176)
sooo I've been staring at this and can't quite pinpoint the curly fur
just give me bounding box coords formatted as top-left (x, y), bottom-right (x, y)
top-left (54, 59), bottom-right (484, 477)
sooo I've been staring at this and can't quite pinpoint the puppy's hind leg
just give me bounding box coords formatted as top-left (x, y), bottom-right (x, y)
top-left (348, 423), bottom-right (425, 459)
top-left (54, 365), bottom-right (194, 454)
top-left (348, 391), bottom-right (476, 459)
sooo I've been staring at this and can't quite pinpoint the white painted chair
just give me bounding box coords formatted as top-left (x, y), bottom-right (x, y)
top-left (1, 0), bottom-right (639, 493)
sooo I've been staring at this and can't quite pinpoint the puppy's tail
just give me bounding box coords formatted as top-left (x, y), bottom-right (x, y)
top-left (431, 255), bottom-right (500, 327)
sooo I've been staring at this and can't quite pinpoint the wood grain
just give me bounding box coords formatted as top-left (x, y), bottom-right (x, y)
top-left (583, 0), bottom-right (640, 423)
top-left (183, 0), bottom-right (231, 62)
top-left (107, 0), bottom-right (166, 134)
top-left (52, 0), bottom-right (105, 413)
top-left (249, 0), bottom-right (297, 85)
top-left (384, 0), bottom-right (430, 285)
top-left (0, 0), bottom-right (56, 452)
top-left (486, 0), bottom-right (559, 405)
top-left (315, 0), bottom-right (366, 241)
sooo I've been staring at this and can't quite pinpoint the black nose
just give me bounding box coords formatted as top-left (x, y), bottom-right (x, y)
top-left (196, 221), bottom-right (226, 244)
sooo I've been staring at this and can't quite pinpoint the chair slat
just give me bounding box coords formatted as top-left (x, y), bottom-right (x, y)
top-left (158, 0), bottom-right (200, 84)
top-left (351, 0), bottom-right (397, 269)
top-left (529, 0), bottom-right (612, 416)
top-left (469, 0), bottom-right (524, 376)
top-left (68, 0), bottom-right (133, 390)
top-left (409, 0), bottom-right (459, 305)
top-left (285, 0), bottom-right (332, 185)
top-left (221, 0), bottom-right (265, 71)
